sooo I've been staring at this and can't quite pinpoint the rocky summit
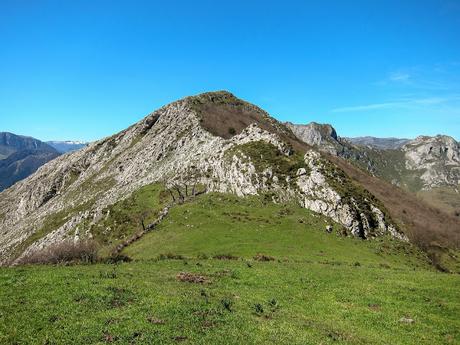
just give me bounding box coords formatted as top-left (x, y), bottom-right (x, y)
top-left (0, 91), bottom-right (407, 264)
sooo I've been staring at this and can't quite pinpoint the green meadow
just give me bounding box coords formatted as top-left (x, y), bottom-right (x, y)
top-left (1, 192), bottom-right (458, 344)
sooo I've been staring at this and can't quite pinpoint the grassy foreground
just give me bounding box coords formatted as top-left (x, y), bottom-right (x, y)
top-left (0, 192), bottom-right (459, 344)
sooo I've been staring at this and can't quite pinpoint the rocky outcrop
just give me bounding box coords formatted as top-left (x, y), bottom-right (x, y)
top-left (285, 122), bottom-right (340, 154)
top-left (402, 135), bottom-right (460, 188)
top-left (0, 92), bottom-right (406, 264)
top-left (288, 123), bottom-right (460, 194)
top-left (296, 151), bottom-right (405, 240)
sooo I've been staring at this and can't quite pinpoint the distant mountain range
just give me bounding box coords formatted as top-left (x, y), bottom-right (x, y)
top-left (47, 141), bottom-right (89, 153)
top-left (345, 136), bottom-right (410, 150)
top-left (0, 133), bottom-right (88, 191)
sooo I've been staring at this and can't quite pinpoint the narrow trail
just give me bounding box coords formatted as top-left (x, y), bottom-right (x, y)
top-left (111, 190), bottom-right (206, 257)
top-left (112, 204), bottom-right (171, 256)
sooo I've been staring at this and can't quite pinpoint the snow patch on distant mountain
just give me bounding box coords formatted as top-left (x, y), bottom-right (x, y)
top-left (47, 141), bottom-right (89, 153)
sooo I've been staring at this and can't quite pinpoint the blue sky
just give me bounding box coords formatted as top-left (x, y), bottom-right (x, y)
top-left (0, 0), bottom-right (459, 141)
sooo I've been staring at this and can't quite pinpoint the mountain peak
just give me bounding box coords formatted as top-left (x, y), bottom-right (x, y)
top-left (0, 92), bottom-right (408, 264)
top-left (284, 121), bottom-right (339, 155)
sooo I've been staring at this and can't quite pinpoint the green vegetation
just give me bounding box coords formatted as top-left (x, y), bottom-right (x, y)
top-left (90, 183), bottom-right (170, 255)
top-left (226, 141), bottom-right (305, 182)
top-left (125, 193), bottom-right (427, 268)
top-left (1, 192), bottom-right (459, 344)
top-left (348, 148), bottom-right (425, 193)
top-left (318, 156), bottom-right (395, 234)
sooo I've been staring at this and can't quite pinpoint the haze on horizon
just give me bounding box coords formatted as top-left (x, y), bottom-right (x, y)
top-left (0, 0), bottom-right (459, 142)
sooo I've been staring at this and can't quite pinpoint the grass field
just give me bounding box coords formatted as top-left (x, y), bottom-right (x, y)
top-left (0, 192), bottom-right (459, 344)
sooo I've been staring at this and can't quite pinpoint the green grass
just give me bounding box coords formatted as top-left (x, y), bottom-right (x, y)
top-left (226, 141), bottom-right (305, 180)
top-left (89, 183), bottom-right (170, 255)
top-left (124, 193), bottom-right (428, 269)
top-left (1, 192), bottom-right (459, 344)
top-left (0, 260), bottom-right (458, 344)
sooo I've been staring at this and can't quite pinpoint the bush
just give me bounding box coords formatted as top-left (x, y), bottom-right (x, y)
top-left (18, 240), bottom-right (98, 265)
top-left (221, 298), bottom-right (234, 312)
top-left (253, 303), bottom-right (264, 315)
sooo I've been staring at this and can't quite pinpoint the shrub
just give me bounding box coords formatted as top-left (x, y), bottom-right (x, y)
top-left (221, 298), bottom-right (233, 312)
top-left (18, 240), bottom-right (98, 265)
top-left (253, 303), bottom-right (264, 315)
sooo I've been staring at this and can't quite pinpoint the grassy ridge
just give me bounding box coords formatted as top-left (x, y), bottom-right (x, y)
top-left (124, 193), bottom-right (428, 269)
top-left (1, 192), bottom-right (458, 344)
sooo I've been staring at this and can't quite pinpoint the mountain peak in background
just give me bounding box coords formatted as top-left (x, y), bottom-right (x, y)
top-left (0, 132), bottom-right (60, 191)
top-left (0, 91), bottom-right (458, 273)
top-left (46, 140), bottom-right (89, 153)
top-left (345, 136), bottom-right (410, 150)
top-left (287, 122), bottom-right (460, 215)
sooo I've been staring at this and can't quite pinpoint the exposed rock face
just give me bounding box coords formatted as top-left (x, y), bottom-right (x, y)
top-left (402, 135), bottom-right (460, 188)
top-left (296, 151), bottom-right (404, 240)
top-left (285, 122), bottom-right (340, 154)
top-left (288, 123), bottom-right (460, 202)
top-left (0, 92), bottom-right (405, 264)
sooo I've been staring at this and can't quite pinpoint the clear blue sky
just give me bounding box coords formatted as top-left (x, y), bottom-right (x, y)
top-left (1, 0), bottom-right (459, 141)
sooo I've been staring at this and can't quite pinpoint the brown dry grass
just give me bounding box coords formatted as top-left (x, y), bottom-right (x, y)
top-left (17, 240), bottom-right (98, 265)
top-left (188, 91), bottom-right (311, 153)
top-left (253, 254), bottom-right (275, 262)
top-left (329, 155), bottom-right (460, 263)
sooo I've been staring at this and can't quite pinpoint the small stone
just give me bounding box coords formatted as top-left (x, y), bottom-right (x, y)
top-left (399, 317), bottom-right (415, 324)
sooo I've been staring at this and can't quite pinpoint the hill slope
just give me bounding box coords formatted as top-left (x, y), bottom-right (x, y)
top-left (287, 122), bottom-right (460, 215)
top-left (1, 191), bottom-right (458, 345)
top-left (0, 91), bottom-right (410, 265)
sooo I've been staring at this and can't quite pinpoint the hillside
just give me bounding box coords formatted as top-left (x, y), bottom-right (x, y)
top-left (0, 91), bottom-right (411, 266)
top-left (287, 122), bottom-right (460, 215)
top-left (1, 191), bottom-right (459, 344)
top-left (1, 91), bottom-right (459, 344)
top-left (0, 132), bottom-right (60, 191)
